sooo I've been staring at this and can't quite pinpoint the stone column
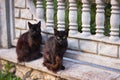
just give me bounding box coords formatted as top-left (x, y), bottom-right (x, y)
top-left (81, 0), bottom-right (91, 36)
top-left (36, 0), bottom-right (44, 20)
top-left (69, 0), bottom-right (78, 36)
top-left (0, 0), bottom-right (13, 48)
top-left (57, 0), bottom-right (65, 31)
top-left (109, 0), bottom-right (120, 41)
top-left (95, 0), bottom-right (105, 38)
top-left (46, 0), bottom-right (54, 33)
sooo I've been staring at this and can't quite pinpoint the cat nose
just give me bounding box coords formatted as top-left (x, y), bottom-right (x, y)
top-left (59, 40), bottom-right (62, 42)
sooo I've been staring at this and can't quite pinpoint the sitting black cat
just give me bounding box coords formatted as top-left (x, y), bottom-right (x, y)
top-left (43, 29), bottom-right (69, 72)
top-left (16, 21), bottom-right (43, 62)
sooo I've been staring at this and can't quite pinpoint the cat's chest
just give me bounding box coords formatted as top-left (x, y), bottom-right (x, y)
top-left (28, 38), bottom-right (41, 48)
top-left (56, 43), bottom-right (67, 52)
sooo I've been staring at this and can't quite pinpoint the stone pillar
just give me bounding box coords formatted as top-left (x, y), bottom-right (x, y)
top-left (57, 0), bottom-right (65, 31)
top-left (81, 0), bottom-right (91, 36)
top-left (36, 0), bottom-right (46, 32)
top-left (95, 0), bottom-right (105, 38)
top-left (36, 0), bottom-right (44, 20)
top-left (69, 0), bottom-right (78, 36)
top-left (46, 0), bottom-right (54, 33)
top-left (109, 0), bottom-right (120, 41)
top-left (0, 0), bottom-right (13, 48)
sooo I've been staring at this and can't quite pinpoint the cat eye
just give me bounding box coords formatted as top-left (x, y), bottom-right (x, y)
top-left (56, 37), bottom-right (60, 40)
top-left (63, 36), bottom-right (66, 39)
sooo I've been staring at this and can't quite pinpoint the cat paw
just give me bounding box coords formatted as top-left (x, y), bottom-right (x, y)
top-left (61, 65), bottom-right (65, 70)
top-left (17, 57), bottom-right (24, 62)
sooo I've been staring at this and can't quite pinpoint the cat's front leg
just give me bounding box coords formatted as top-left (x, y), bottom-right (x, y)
top-left (60, 60), bottom-right (65, 70)
top-left (60, 59), bottom-right (65, 70)
top-left (60, 65), bottom-right (65, 70)
top-left (30, 50), bottom-right (43, 60)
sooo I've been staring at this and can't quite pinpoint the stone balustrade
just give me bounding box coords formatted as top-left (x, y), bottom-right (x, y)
top-left (35, 0), bottom-right (120, 40)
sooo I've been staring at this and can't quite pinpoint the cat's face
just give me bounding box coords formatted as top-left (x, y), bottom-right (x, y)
top-left (28, 21), bottom-right (41, 38)
top-left (54, 29), bottom-right (69, 44)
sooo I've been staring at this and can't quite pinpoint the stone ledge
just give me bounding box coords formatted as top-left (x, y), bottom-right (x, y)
top-left (69, 32), bottom-right (120, 45)
top-left (66, 50), bottom-right (120, 70)
top-left (0, 48), bottom-right (120, 80)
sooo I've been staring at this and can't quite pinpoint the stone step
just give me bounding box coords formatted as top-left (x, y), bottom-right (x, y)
top-left (65, 49), bottom-right (120, 70)
top-left (0, 48), bottom-right (120, 80)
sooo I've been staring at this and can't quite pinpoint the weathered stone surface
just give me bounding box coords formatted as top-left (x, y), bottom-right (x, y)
top-left (15, 69), bottom-right (24, 78)
top-left (15, 19), bottom-right (27, 29)
top-left (0, 0), bottom-right (10, 48)
top-left (81, 71), bottom-right (119, 80)
top-left (68, 38), bottom-right (79, 50)
top-left (60, 60), bottom-right (120, 80)
top-left (44, 73), bottom-right (56, 80)
top-left (15, 8), bottom-right (20, 18)
top-left (26, 0), bottom-right (36, 17)
top-left (66, 50), bottom-right (120, 70)
top-left (15, 29), bottom-right (21, 38)
top-left (16, 65), bottom-right (31, 75)
top-left (79, 40), bottom-right (97, 54)
top-left (98, 42), bottom-right (118, 57)
top-left (15, 65), bottom-right (31, 79)
top-left (30, 70), bottom-right (44, 80)
top-left (21, 30), bottom-right (28, 34)
top-left (26, 78), bottom-right (32, 80)
top-left (118, 46), bottom-right (120, 58)
top-left (21, 9), bottom-right (32, 19)
top-left (15, 0), bottom-right (25, 8)
top-left (0, 48), bottom-right (17, 63)
top-left (116, 76), bottom-right (120, 80)
top-left (0, 60), bottom-right (7, 71)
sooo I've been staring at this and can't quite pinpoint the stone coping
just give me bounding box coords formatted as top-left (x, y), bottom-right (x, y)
top-left (0, 48), bottom-right (120, 80)
top-left (43, 32), bottom-right (120, 45)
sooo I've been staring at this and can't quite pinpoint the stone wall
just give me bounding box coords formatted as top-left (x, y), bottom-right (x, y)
top-left (14, 0), bottom-right (36, 39)
top-left (0, 59), bottom-right (65, 80)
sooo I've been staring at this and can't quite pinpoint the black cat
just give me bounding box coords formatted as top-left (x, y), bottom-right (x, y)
top-left (43, 29), bottom-right (69, 72)
top-left (16, 21), bottom-right (43, 62)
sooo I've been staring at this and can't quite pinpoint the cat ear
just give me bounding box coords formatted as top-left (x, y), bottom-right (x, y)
top-left (65, 29), bottom-right (69, 36)
top-left (37, 21), bottom-right (41, 27)
top-left (54, 28), bottom-right (58, 35)
top-left (28, 22), bottom-right (32, 29)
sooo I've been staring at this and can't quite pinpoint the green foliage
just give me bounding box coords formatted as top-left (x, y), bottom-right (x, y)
top-left (53, 0), bottom-right (58, 29)
top-left (65, 0), bottom-right (69, 29)
top-left (77, 0), bottom-right (82, 32)
top-left (90, 3), bottom-right (96, 34)
top-left (0, 62), bottom-right (21, 80)
top-left (33, 0), bottom-right (36, 7)
top-left (43, 0), bottom-right (46, 21)
top-left (104, 2), bottom-right (111, 36)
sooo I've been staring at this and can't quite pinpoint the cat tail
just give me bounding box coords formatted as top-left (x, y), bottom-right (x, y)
top-left (44, 56), bottom-right (61, 72)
